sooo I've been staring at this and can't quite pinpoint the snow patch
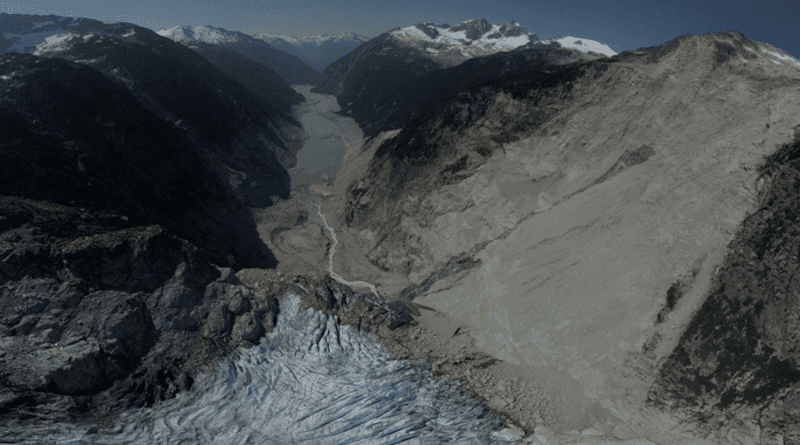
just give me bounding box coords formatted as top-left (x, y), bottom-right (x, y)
top-left (390, 21), bottom-right (536, 60)
top-left (750, 46), bottom-right (800, 67)
top-left (544, 36), bottom-right (617, 56)
top-left (252, 32), bottom-right (366, 46)
top-left (580, 428), bottom-right (604, 437)
top-left (6, 30), bottom-right (71, 53)
top-left (157, 25), bottom-right (238, 45)
top-left (391, 23), bottom-right (531, 52)
top-left (763, 48), bottom-right (795, 62)
top-left (121, 29), bottom-right (135, 38)
top-left (33, 33), bottom-right (79, 55)
top-left (491, 424), bottom-right (525, 441)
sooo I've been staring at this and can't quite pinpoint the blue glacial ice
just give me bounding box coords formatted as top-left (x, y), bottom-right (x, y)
top-left (14, 291), bottom-right (522, 445)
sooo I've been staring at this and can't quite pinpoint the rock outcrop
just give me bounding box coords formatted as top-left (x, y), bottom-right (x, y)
top-left (0, 204), bottom-right (280, 421)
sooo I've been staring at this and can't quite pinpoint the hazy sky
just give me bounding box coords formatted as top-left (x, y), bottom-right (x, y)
top-left (1, 0), bottom-right (798, 57)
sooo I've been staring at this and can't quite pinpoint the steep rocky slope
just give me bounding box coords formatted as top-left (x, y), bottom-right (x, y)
top-left (0, 52), bottom-right (271, 267)
top-left (0, 203), bottom-right (282, 423)
top-left (325, 30), bottom-right (800, 443)
top-left (0, 47), bottom-right (291, 414)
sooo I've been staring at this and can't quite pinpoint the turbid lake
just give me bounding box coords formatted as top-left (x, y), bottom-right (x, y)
top-left (288, 85), bottom-right (355, 191)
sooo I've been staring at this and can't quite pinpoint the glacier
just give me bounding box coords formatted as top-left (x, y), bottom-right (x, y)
top-left (3, 291), bottom-right (520, 445)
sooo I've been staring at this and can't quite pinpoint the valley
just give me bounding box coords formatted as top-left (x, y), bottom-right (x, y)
top-left (2, 10), bottom-right (800, 445)
top-left (242, 84), bottom-right (654, 443)
top-left (269, 32), bottom-right (800, 444)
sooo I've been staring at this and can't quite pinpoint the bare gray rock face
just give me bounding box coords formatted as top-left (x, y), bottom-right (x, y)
top-left (0, 211), bottom-right (281, 422)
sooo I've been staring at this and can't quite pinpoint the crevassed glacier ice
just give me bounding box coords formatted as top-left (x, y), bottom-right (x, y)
top-left (11, 291), bottom-right (518, 445)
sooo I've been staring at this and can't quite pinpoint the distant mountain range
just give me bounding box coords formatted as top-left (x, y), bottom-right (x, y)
top-left (387, 19), bottom-right (616, 64)
top-left (252, 31), bottom-right (370, 71)
top-left (157, 25), bottom-right (321, 85)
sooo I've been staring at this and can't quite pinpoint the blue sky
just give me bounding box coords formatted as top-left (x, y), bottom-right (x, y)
top-left (1, 0), bottom-right (798, 57)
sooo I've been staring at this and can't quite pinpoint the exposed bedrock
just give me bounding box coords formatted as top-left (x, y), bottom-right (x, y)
top-left (0, 199), bottom-right (280, 422)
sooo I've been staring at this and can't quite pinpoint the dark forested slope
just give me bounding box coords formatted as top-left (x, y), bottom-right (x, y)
top-left (648, 129), bottom-right (800, 440)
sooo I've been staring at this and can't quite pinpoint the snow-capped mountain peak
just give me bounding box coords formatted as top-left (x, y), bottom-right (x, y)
top-left (540, 35), bottom-right (617, 56)
top-left (252, 31), bottom-right (369, 47)
top-left (388, 18), bottom-right (534, 59)
top-left (249, 31), bottom-right (369, 71)
top-left (156, 25), bottom-right (241, 45)
top-left (387, 18), bottom-right (616, 59)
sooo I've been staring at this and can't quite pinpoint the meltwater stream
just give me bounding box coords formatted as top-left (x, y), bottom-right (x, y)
top-left (27, 291), bottom-right (517, 445)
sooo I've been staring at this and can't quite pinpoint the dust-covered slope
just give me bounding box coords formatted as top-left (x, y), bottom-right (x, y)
top-left (327, 30), bottom-right (800, 443)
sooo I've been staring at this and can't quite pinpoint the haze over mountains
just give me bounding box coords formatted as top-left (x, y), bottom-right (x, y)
top-left (155, 24), bottom-right (321, 85)
top-left (252, 31), bottom-right (370, 72)
top-left (2, 9), bottom-right (800, 445)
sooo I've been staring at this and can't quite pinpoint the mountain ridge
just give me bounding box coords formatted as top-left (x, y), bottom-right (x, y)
top-left (313, 18), bottom-right (616, 129)
top-left (157, 24), bottom-right (321, 84)
top-left (252, 31), bottom-right (369, 71)
top-left (323, 29), bottom-right (800, 443)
